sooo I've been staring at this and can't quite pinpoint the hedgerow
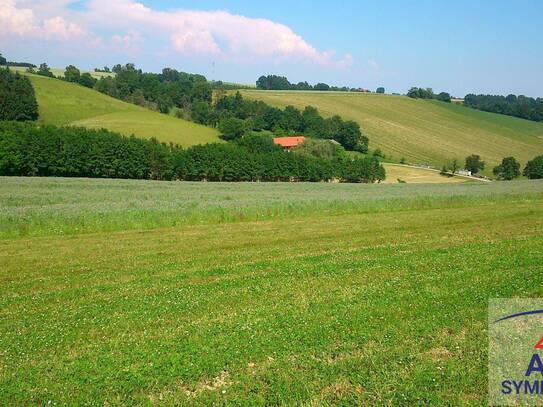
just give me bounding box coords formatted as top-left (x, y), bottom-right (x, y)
top-left (0, 122), bottom-right (385, 183)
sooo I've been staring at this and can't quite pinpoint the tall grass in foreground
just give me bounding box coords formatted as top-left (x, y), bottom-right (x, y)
top-left (1, 177), bottom-right (542, 238)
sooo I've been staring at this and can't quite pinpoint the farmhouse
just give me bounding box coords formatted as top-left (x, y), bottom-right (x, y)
top-left (273, 136), bottom-right (305, 150)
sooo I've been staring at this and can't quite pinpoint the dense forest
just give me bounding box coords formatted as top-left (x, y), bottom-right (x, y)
top-left (464, 94), bottom-right (543, 122)
top-left (0, 122), bottom-right (385, 183)
top-left (0, 68), bottom-right (38, 121)
top-left (214, 93), bottom-right (368, 152)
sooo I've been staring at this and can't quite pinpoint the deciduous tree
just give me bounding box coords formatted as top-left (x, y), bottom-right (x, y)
top-left (493, 157), bottom-right (521, 180)
top-left (465, 154), bottom-right (485, 174)
top-left (523, 155), bottom-right (543, 179)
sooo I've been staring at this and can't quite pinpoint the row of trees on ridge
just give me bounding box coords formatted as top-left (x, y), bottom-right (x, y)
top-left (464, 94), bottom-right (543, 122)
top-left (256, 75), bottom-right (384, 93)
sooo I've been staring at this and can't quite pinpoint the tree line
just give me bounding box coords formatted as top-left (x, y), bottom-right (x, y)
top-left (464, 94), bottom-right (543, 122)
top-left (256, 75), bottom-right (384, 93)
top-left (441, 153), bottom-right (543, 180)
top-left (407, 87), bottom-right (451, 103)
top-left (0, 122), bottom-right (385, 183)
top-left (93, 63), bottom-right (212, 114)
top-left (492, 156), bottom-right (543, 180)
top-left (25, 62), bottom-right (98, 89)
top-left (0, 53), bottom-right (35, 68)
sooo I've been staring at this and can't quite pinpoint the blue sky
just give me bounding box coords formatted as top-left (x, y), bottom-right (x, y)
top-left (2, 0), bottom-right (542, 96)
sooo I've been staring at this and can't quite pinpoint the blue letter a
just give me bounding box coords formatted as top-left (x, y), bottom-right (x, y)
top-left (526, 354), bottom-right (543, 377)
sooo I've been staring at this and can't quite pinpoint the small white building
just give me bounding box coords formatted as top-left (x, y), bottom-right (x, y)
top-left (458, 169), bottom-right (472, 176)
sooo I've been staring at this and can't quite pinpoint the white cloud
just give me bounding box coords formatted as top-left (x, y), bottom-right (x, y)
top-left (111, 31), bottom-right (142, 54)
top-left (0, 0), bottom-right (353, 67)
top-left (0, 0), bottom-right (87, 41)
top-left (0, 0), bottom-right (40, 36)
top-left (43, 16), bottom-right (86, 39)
top-left (171, 30), bottom-right (221, 55)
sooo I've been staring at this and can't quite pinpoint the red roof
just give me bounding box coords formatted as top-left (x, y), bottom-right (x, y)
top-left (273, 136), bottom-right (305, 148)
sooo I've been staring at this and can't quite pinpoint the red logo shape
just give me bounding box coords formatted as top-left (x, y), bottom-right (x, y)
top-left (535, 336), bottom-right (543, 349)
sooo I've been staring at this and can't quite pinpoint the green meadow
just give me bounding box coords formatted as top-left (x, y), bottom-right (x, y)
top-left (1, 177), bottom-right (542, 404)
top-left (26, 73), bottom-right (220, 147)
top-left (239, 90), bottom-right (543, 172)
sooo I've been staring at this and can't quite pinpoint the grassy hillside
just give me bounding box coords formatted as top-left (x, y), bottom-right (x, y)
top-left (239, 90), bottom-right (543, 172)
top-left (1, 177), bottom-right (542, 404)
top-left (26, 73), bottom-right (220, 147)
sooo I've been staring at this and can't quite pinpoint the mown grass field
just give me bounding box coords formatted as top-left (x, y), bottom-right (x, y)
top-left (25, 73), bottom-right (220, 147)
top-left (239, 90), bottom-right (543, 172)
top-left (1, 178), bottom-right (542, 404)
top-left (381, 163), bottom-right (470, 184)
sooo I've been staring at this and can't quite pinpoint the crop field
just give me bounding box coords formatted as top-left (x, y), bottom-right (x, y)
top-left (25, 73), bottom-right (220, 147)
top-left (1, 177), bottom-right (542, 404)
top-left (239, 90), bottom-right (543, 172)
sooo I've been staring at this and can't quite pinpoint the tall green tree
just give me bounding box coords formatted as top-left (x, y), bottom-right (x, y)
top-left (523, 155), bottom-right (543, 179)
top-left (64, 65), bottom-right (81, 83)
top-left (493, 157), bottom-right (521, 180)
top-left (37, 63), bottom-right (54, 78)
top-left (449, 158), bottom-right (459, 174)
top-left (314, 83), bottom-right (330, 91)
top-left (191, 100), bottom-right (212, 124)
top-left (218, 117), bottom-right (249, 140)
top-left (0, 68), bottom-right (39, 121)
top-left (436, 92), bottom-right (451, 103)
top-left (465, 154), bottom-right (485, 174)
top-left (78, 72), bottom-right (96, 88)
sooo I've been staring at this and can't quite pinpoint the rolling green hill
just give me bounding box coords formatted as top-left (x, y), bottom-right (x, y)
top-left (26, 73), bottom-right (220, 147)
top-left (239, 90), bottom-right (543, 172)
